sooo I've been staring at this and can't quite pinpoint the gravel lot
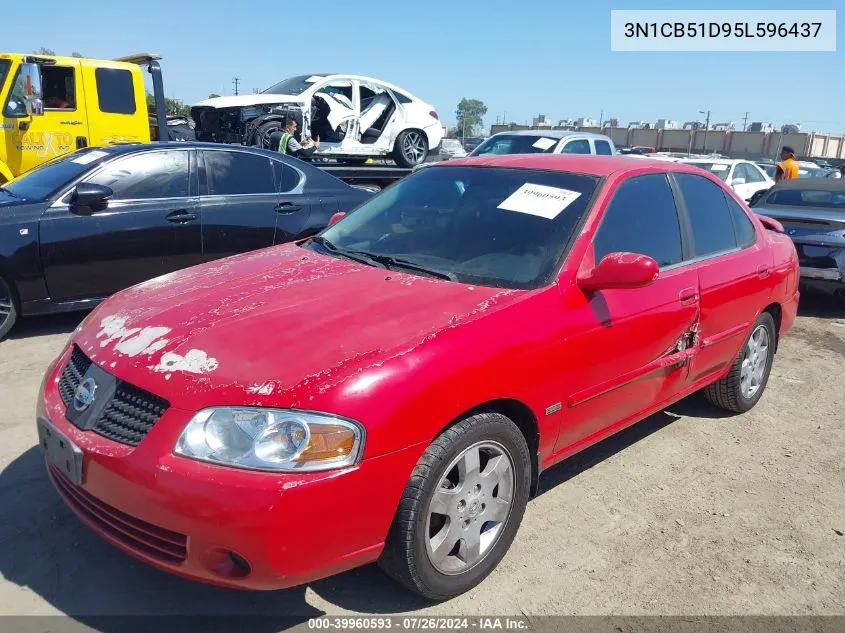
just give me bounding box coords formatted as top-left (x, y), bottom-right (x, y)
top-left (0, 296), bottom-right (843, 626)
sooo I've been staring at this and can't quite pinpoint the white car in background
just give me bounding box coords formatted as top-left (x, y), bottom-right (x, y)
top-left (439, 138), bottom-right (468, 159)
top-left (677, 158), bottom-right (774, 202)
top-left (469, 130), bottom-right (616, 156)
top-left (191, 74), bottom-right (444, 167)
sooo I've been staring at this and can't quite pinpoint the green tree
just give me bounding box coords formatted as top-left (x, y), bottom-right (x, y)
top-left (146, 92), bottom-right (190, 116)
top-left (71, 52), bottom-right (84, 58)
top-left (208, 93), bottom-right (221, 99)
top-left (33, 47), bottom-right (56, 55)
top-left (454, 98), bottom-right (488, 137)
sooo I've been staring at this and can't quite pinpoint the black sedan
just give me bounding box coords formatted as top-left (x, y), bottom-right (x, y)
top-left (751, 179), bottom-right (845, 299)
top-left (0, 142), bottom-right (372, 338)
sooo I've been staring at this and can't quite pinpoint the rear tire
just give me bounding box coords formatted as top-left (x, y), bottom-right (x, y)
top-left (378, 412), bottom-right (530, 600)
top-left (0, 275), bottom-right (19, 341)
top-left (392, 129), bottom-right (428, 168)
top-left (703, 311), bottom-right (776, 413)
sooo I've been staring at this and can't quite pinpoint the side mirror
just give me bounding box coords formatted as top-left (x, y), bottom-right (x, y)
top-left (756, 214), bottom-right (785, 233)
top-left (20, 63), bottom-right (44, 116)
top-left (577, 252), bottom-right (659, 291)
top-left (70, 183), bottom-right (113, 214)
top-left (731, 177), bottom-right (746, 186)
top-left (328, 211), bottom-right (346, 226)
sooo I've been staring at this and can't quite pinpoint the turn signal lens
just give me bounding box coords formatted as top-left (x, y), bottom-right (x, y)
top-left (294, 424), bottom-right (357, 463)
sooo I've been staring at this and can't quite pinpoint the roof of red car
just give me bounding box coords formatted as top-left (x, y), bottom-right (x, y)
top-left (440, 153), bottom-right (699, 177)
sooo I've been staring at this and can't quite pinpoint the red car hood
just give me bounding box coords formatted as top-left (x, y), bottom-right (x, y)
top-left (73, 244), bottom-right (522, 409)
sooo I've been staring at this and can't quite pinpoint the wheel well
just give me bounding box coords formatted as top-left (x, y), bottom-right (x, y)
top-left (442, 398), bottom-right (541, 499)
top-left (763, 302), bottom-right (782, 352)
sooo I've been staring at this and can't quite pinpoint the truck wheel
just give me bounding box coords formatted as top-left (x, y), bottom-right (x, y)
top-left (378, 412), bottom-right (530, 600)
top-left (254, 121), bottom-right (283, 150)
top-left (392, 130), bottom-right (428, 168)
top-left (702, 311), bottom-right (776, 413)
top-left (0, 275), bottom-right (19, 341)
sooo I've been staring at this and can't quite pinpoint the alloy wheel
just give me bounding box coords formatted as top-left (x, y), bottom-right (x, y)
top-left (402, 132), bottom-right (426, 164)
top-left (0, 282), bottom-right (12, 324)
top-left (425, 441), bottom-right (515, 575)
top-left (740, 324), bottom-right (770, 398)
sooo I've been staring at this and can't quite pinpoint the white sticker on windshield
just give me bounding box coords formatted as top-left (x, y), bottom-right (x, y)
top-left (71, 150), bottom-right (109, 165)
top-left (497, 183), bottom-right (582, 219)
top-left (304, 75), bottom-right (324, 83)
top-left (709, 164), bottom-right (729, 172)
top-left (532, 137), bottom-right (557, 150)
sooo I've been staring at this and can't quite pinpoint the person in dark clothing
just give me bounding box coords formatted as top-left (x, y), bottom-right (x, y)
top-left (277, 118), bottom-right (320, 160)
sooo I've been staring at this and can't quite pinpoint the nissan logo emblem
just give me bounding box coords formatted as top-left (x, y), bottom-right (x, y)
top-left (72, 377), bottom-right (98, 412)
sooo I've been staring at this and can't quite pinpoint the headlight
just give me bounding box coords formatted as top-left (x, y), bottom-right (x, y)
top-left (174, 408), bottom-right (365, 473)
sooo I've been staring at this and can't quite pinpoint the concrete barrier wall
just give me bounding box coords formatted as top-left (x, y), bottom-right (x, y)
top-left (486, 125), bottom-right (845, 160)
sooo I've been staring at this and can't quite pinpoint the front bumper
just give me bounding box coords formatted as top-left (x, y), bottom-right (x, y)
top-left (38, 347), bottom-right (422, 590)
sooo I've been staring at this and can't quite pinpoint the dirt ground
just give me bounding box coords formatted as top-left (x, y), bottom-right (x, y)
top-left (0, 296), bottom-right (843, 625)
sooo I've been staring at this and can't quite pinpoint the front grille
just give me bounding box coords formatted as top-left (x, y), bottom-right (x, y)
top-left (58, 345), bottom-right (170, 446)
top-left (50, 466), bottom-right (187, 564)
top-left (58, 346), bottom-right (93, 407)
top-left (94, 382), bottom-right (170, 445)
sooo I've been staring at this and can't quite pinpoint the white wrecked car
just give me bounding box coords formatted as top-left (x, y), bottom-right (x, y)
top-left (190, 74), bottom-right (443, 167)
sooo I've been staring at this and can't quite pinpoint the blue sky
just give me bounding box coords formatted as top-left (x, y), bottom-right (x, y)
top-left (5, 0), bottom-right (843, 133)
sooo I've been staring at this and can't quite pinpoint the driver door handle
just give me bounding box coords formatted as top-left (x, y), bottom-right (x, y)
top-left (275, 201), bottom-right (301, 214)
top-left (166, 209), bottom-right (197, 223)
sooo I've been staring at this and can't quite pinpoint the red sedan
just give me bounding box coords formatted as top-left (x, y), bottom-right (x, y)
top-left (36, 154), bottom-right (799, 600)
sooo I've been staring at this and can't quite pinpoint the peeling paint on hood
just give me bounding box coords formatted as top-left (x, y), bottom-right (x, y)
top-left (72, 243), bottom-right (525, 410)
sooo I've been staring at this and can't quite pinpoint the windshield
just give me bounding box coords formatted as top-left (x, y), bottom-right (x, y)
top-left (2, 148), bottom-right (112, 200)
top-left (684, 162), bottom-right (731, 181)
top-left (309, 165), bottom-right (599, 289)
top-left (470, 135), bottom-right (560, 156)
top-left (261, 75), bottom-right (324, 95)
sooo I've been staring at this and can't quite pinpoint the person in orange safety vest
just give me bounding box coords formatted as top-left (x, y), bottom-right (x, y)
top-left (775, 146), bottom-right (799, 182)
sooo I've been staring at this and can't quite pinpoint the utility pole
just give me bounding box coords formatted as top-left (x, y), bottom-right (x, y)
top-left (699, 110), bottom-right (710, 153)
top-left (599, 109), bottom-right (603, 128)
top-left (232, 77), bottom-right (240, 96)
top-left (742, 111), bottom-right (750, 131)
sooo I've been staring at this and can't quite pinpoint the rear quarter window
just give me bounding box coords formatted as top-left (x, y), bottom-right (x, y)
top-left (95, 68), bottom-right (137, 114)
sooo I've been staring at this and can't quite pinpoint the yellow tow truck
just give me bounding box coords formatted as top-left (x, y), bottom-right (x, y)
top-left (0, 52), bottom-right (170, 183)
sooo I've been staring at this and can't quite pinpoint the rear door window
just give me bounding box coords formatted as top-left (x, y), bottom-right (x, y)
top-left (675, 173), bottom-right (738, 258)
top-left (204, 151), bottom-right (276, 195)
top-left (593, 173), bottom-right (683, 268)
top-left (560, 139), bottom-right (591, 154)
top-left (594, 140), bottom-right (613, 155)
top-left (724, 194), bottom-right (757, 247)
top-left (95, 68), bottom-right (137, 114)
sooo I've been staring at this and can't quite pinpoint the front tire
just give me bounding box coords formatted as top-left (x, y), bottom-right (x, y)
top-left (253, 120), bottom-right (284, 150)
top-left (0, 275), bottom-right (19, 340)
top-left (378, 412), bottom-right (530, 600)
top-left (703, 311), bottom-right (776, 413)
top-left (392, 129), bottom-right (428, 168)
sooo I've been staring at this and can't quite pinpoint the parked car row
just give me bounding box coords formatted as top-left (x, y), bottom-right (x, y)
top-left (0, 143), bottom-right (372, 338)
top-left (35, 151), bottom-right (800, 600)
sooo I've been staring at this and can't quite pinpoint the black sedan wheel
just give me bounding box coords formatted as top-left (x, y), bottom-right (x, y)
top-left (0, 275), bottom-right (18, 340)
